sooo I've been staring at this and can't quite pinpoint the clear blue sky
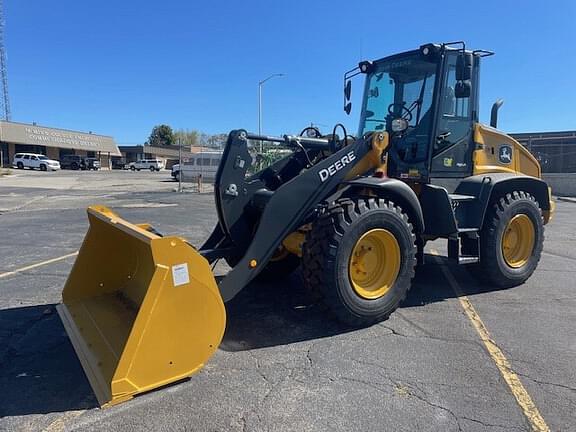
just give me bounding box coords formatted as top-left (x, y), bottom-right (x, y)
top-left (6, 0), bottom-right (576, 145)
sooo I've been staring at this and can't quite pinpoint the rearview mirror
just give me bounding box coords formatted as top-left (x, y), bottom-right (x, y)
top-left (455, 80), bottom-right (471, 98)
top-left (344, 80), bottom-right (351, 101)
top-left (456, 53), bottom-right (473, 81)
top-left (345, 102), bottom-right (352, 115)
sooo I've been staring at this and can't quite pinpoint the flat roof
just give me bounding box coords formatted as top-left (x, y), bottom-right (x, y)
top-left (511, 130), bottom-right (576, 139)
top-left (0, 120), bottom-right (121, 156)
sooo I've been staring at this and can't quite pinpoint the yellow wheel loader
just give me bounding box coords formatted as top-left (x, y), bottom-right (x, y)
top-left (57, 42), bottom-right (554, 407)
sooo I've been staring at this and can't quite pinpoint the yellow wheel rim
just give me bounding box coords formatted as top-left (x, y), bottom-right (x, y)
top-left (502, 214), bottom-right (535, 268)
top-left (349, 229), bottom-right (401, 299)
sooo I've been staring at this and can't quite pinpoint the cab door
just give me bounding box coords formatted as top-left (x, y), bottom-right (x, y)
top-left (430, 52), bottom-right (475, 177)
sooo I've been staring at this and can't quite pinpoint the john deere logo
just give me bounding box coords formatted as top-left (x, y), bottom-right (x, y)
top-left (499, 145), bottom-right (513, 165)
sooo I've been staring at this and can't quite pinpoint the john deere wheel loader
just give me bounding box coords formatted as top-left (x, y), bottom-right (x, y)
top-left (57, 42), bottom-right (554, 407)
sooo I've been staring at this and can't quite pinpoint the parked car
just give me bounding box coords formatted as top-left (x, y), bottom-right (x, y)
top-left (129, 159), bottom-right (165, 172)
top-left (13, 153), bottom-right (61, 171)
top-left (111, 159), bottom-right (126, 170)
top-left (60, 154), bottom-right (100, 170)
top-left (171, 152), bottom-right (222, 181)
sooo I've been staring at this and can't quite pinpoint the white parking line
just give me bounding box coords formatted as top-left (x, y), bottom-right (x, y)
top-left (0, 252), bottom-right (78, 279)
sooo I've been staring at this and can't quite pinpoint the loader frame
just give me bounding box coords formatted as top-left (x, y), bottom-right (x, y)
top-left (201, 130), bottom-right (396, 301)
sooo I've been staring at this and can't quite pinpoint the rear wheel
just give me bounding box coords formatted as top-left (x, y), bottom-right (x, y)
top-left (302, 198), bottom-right (416, 327)
top-left (468, 191), bottom-right (543, 287)
top-left (16, 162), bottom-right (23, 169)
top-left (149, 166), bottom-right (155, 172)
top-left (130, 165), bottom-right (136, 171)
top-left (71, 162), bottom-right (79, 170)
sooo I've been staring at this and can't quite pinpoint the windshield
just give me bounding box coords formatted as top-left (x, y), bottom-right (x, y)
top-left (358, 53), bottom-right (437, 137)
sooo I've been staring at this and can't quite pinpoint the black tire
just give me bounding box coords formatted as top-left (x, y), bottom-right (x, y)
top-left (16, 162), bottom-right (23, 169)
top-left (256, 250), bottom-right (300, 282)
top-left (130, 165), bottom-right (136, 171)
top-left (467, 191), bottom-right (543, 288)
top-left (150, 166), bottom-right (155, 172)
top-left (40, 164), bottom-right (47, 171)
top-left (302, 198), bottom-right (416, 327)
top-left (156, 168), bottom-right (160, 172)
top-left (71, 162), bottom-right (79, 170)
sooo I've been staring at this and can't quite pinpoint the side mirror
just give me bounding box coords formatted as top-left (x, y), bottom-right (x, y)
top-left (344, 80), bottom-right (351, 101)
top-left (345, 102), bottom-right (352, 115)
top-left (344, 80), bottom-right (352, 115)
top-left (455, 80), bottom-right (471, 98)
top-left (456, 52), bottom-right (473, 81)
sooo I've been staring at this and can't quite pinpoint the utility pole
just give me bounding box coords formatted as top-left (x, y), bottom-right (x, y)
top-left (0, 0), bottom-right (10, 121)
top-left (258, 73), bottom-right (285, 153)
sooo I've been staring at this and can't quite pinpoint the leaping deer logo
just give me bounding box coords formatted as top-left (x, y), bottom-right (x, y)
top-left (499, 145), bottom-right (512, 164)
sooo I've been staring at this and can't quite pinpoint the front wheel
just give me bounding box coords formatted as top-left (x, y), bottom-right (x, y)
top-left (468, 191), bottom-right (544, 288)
top-left (302, 198), bottom-right (416, 327)
top-left (40, 164), bottom-right (47, 171)
top-left (130, 165), bottom-right (136, 171)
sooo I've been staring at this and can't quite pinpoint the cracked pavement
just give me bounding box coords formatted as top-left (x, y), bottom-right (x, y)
top-left (0, 170), bottom-right (575, 431)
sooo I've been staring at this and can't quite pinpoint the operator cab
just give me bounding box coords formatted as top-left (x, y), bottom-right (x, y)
top-left (347, 42), bottom-right (493, 182)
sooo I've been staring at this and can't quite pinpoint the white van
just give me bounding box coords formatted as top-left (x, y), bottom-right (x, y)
top-left (128, 159), bottom-right (165, 172)
top-left (171, 152), bottom-right (222, 181)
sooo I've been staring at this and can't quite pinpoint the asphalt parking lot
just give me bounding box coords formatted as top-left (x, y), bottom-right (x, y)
top-left (0, 169), bottom-right (575, 432)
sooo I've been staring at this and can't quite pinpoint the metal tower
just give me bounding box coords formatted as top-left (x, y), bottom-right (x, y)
top-left (0, 0), bottom-right (10, 121)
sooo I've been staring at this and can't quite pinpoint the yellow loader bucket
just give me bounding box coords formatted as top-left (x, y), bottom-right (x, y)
top-left (56, 205), bottom-right (226, 407)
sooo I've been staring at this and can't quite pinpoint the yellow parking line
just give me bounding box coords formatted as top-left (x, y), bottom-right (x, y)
top-left (430, 249), bottom-right (550, 432)
top-left (0, 252), bottom-right (78, 279)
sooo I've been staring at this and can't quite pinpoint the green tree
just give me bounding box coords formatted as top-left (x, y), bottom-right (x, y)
top-left (174, 129), bottom-right (201, 148)
top-left (146, 124), bottom-right (175, 146)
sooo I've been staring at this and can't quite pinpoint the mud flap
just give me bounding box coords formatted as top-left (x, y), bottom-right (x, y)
top-left (57, 205), bottom-right (226, 407)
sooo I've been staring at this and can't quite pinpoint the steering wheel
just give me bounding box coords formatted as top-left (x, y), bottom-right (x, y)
top-left (387, 103), bottom-right (413, 121)
top-left (299, 126), bottom-right (321, 138)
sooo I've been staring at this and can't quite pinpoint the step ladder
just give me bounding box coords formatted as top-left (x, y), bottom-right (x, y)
top-left (448, 194), bottom-right (480, 264)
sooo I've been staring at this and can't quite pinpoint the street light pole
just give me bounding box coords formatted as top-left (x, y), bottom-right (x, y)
top-left (258, 73), bottom-right (285, 153)
top-left (178, 137), bottom-right (182, 193)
